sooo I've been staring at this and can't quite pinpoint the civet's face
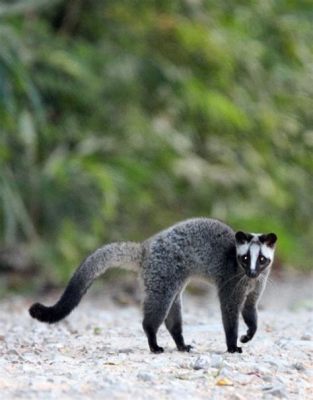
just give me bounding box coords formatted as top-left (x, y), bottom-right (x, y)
top-left (235, 231), bottom-right (277, 278)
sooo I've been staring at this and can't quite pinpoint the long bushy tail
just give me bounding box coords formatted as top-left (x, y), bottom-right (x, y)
top-left (29, 242), bottom-right (142, 323)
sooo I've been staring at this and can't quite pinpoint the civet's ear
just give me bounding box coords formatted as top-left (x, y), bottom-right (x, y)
top-left (235, 231), bottom-right (252, 244)
top-left (260, 233), bottom-right (277, 248)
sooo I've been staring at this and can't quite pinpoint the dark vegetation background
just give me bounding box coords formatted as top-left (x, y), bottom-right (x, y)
top-left (0, 0), bottom-right (312, 292)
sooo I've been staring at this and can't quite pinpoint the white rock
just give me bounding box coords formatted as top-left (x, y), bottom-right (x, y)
top-left (262, 375), bottom-right (273, 382)
top-left (262, 386), bottom-right (287, 398)
top-left (256, 365), bottom-right (272, 375)
top-left (291, 362), bottom-right (305, 371)
top-left (192, 356), bottom-right (209, 370)
top-left (137, 370), bottom-right (154, 382)
top-left (210, 354), bottom-right (224, 369)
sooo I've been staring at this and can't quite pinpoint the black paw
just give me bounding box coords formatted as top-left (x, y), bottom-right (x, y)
top-left (240, 334), bottom-right (251, 343)
top-left (178, 344), bottom-right (193, 352)
top-left (227, 346), bottom-right (242, 353)
top-left (151, 346), bottom-right (164, 354)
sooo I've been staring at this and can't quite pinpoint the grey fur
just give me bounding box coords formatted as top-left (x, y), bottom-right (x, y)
top-left (29, 218), bottom-right (277, 353)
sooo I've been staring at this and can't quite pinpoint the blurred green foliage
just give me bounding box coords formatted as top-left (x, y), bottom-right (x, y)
top-left (0, 0), bottom-right (312, 282)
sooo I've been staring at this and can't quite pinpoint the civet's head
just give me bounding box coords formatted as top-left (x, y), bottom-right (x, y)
top-left (235, 231), bottom-right (277, 278)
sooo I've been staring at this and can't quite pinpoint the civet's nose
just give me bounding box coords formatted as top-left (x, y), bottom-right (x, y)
top-left (247, 270), bottom-right (257, 278)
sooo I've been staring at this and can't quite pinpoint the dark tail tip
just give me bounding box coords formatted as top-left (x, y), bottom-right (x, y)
top-left (29, 302), bottom-right (60, 323)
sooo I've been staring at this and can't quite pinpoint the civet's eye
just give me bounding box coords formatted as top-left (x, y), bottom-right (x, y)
top-left (242, 255), bottom-right (248, 262)
top-left (259, 255), bottom-right (266, 264)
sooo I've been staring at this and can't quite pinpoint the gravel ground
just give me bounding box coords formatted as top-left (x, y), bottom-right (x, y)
top-left (0, 274), bottom-right (312, 400)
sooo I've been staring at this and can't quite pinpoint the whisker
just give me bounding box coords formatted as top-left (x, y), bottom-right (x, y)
top-left (264, 276), bottom-right (278, 291)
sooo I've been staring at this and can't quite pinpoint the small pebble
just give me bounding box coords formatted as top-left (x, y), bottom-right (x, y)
top-left (262, 386), bottom-right (287, 398)
top-left (192, 356), bottom-right (209, 370)
top-left (292, 362), bottom-right (305, 371)
top-left (137, 371), bottom-right (154, 382)
top-left (210, 354), bottom-right (224, 369)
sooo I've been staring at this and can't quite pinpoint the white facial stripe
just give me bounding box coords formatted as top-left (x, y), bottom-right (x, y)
top-left (237, 243), bottom-right (250, 256)
top-left (260, 244), bottom-right (274, 260)
top-left (251, 234), bottom-right (260, 242)
top-left (249, 243), bottom-right (260, 272)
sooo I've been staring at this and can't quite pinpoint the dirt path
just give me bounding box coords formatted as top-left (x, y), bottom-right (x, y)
top-left (0, 275), bottom-right (312, 399)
